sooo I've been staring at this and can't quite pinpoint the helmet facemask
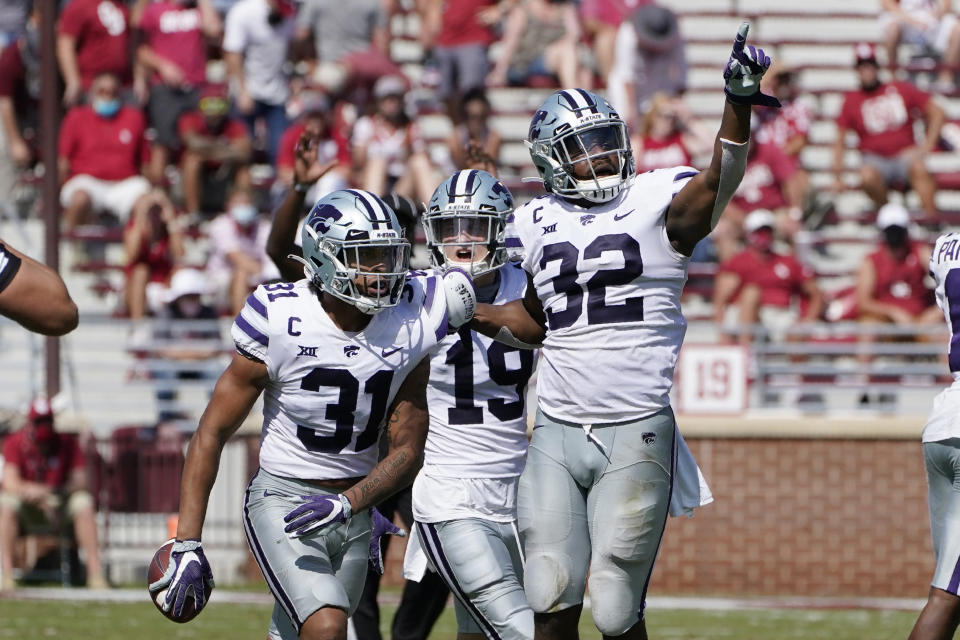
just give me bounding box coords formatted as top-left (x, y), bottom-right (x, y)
top-left (424, 209), bottom-right (507, 277)
top-left (299, 225), bottom-right (411, 315)
top-left (547, 122), bottom-right (631, 203)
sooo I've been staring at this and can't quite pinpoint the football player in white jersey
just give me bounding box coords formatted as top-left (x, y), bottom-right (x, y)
top-left (909, 231), bottom-right (960, 640)
top-left (470, 23), bottom-right (778, 640)
top-left (148, 189), bottom-right (476, 640)
top-left (406, 169), bottom-right (536, 640)
top-left (267, 160), bottom-right (537, 639)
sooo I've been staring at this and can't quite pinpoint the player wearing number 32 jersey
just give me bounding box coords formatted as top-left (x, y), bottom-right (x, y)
top-left (473, 22), bottom-right (779, 639)
top-left (148, 189), bottom-right (477, 640)
top-left (910, 232), bottom-right (960, 640)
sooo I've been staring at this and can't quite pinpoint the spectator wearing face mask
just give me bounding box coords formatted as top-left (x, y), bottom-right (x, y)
top-left (857, 202), bottom-right (939, 328)
top-left (0, 398), bottom-right (107, 591)
top-left (177, 83), bottom-right (252, 217)
top-left (57, 72), bottom-right (152, 230)
top-left (351, 75), bottom-right (437, 203)
top-left (205, 187), bottom-right (280, 313)
top-left (713, 209), bottom-right (822, 343)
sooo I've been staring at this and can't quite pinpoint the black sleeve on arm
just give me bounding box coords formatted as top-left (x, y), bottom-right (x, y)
top-left (0, 243), bottom-right (22, 294)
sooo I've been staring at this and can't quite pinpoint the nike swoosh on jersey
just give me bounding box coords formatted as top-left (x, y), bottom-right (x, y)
top-left (381, 346), bottom-right (402, 357)
top-left (613, 209), bottom-right (636, 221)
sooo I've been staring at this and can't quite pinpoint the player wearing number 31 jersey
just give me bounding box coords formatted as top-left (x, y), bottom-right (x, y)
top-left (909, 232), bottom-right (960, 640)
top-left (474, 22), bottom-right (778, 639)
top-left (148, 189), bottom-right (476, 640)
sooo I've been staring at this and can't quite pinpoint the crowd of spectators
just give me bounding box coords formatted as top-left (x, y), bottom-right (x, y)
top-left (0, 0), bottom-right (958, 355)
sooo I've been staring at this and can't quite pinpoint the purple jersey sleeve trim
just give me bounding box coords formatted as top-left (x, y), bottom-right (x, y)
top-left (235, 314), bottom-right (269, 347)
top-left (246, 293), bottom-right (268, 319)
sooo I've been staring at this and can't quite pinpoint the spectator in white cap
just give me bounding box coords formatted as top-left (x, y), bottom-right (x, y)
top-left (713, 208), bottom-right (822, 343)
top-left (351, 75), bottom-right (437, 203)
top-left (0, 398), bottom-right (107, 591)
top-left (856, 202), bottom-right (939, 330)
top-left (150, 269), bottom-right (222, 422)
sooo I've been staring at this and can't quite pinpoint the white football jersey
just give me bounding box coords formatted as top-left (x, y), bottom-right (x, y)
top-left (923, 232), bottom-right (960, 442)
top-left (422, 262), bottom-right (536, 478)
top-left (232, 277), bottom-right (447, 479)
top-left (505, 167), bottom-right (697, 424)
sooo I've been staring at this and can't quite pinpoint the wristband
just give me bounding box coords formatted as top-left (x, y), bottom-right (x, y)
top-left (294, 182), bottom-right (311, 193)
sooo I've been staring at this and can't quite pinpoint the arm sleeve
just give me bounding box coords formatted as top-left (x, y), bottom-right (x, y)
top-left (58, 110), bottom-right (77, 160)
top-left (231, 286), bottom-right (271, 362)
top-left (58, 1), bottom-right (84, 38)
top-left (0, 46), bottom-right (22, 98)
top-left (222, 5), bottom-right (247, 53)
top-left (0, 243), bottom-right (22, 294)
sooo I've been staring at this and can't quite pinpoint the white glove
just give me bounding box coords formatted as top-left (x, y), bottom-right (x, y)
top-left (442, 268), bottom-right (476, 329)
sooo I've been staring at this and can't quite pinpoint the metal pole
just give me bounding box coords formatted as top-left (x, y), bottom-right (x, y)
top-left (40, 0), bottom-right (61, 399)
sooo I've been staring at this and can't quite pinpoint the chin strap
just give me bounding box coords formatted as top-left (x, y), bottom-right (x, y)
top-left (711, 137), bottom-right (750, 230)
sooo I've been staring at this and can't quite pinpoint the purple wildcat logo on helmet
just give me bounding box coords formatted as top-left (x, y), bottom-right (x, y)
top-left (308, 203), bottom-right (343, 235)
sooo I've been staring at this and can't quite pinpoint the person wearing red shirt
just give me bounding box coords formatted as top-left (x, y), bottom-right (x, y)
top-left (0, 398), bottom-right (106, 591)
top-left (633, 92), bottom-right (710, 174)
top-left (420, 0), bottom-right (496, 117)
top-left (833, 43), bottom-right (944, 221)
top-left (177, 84), bottom-right (252, 216)
top-left (0, 3), bottom-right (41, 199)
top-left (123, 191), bottom-right (185, 321)
top-left (857, 202), bottom-right (939, 325)
top-left (713, 209), bottom-right (823, 344)
top-left (58, 72), bottom-right (152, 230)
top-left (754, 65), bottom-right (813, 223)
top-left (275, 91), bottom-right (349, 205)
top-left (57, 0), bottom-right (132, 106)
top-left (135, 0), bottom-right (221, 183)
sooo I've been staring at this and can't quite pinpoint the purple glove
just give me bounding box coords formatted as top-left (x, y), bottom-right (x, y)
top-left (283, 493), bottom-right (353, 537)
top-left (368, 507), bottom-right (406, 575)
top-left (723, 22), bottom-right (781, 108)
top-left (148, 539), bottom-right (215, 618)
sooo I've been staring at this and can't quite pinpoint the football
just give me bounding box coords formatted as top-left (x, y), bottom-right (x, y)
top-left (147, 539), bottom-right (201, 623)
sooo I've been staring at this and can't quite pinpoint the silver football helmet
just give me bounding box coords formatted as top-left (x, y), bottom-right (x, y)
top-left (423, 169), bottom-right (514, 277)
top-left (527, 89), bottom-right (634, 204)
top-left (296, 189), bottom-right (411, 315)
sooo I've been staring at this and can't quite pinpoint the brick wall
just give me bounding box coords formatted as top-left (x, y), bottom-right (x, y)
top-left (382, 437), bottom-right (935, 597)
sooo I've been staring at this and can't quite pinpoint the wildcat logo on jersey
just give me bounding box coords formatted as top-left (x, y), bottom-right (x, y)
top-left (343, 345), bottom-right (360, 358)
top-left (642, 432), bottom-right (656, 445)
top-left (298, 345), bottom-right (318, 358)
top-left (579, 215), bottom-right (596, 226)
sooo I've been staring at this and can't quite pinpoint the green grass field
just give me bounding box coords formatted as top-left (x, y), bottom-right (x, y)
top-left (0, 599), bottom-right (919, 639)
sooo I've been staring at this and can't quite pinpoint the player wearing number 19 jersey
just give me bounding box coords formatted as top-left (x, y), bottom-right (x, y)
top-left (909, 232), bottom-right (960, 640)
top-left (149, 190), bottom-right (468, 640)
top-left (473, 23), bottom-right (779, 639)
top-left (403, 170), bottom-right (536, 640)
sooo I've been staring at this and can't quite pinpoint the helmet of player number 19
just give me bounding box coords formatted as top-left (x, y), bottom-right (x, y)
top-left (423, 169), bottom-right (515, 278)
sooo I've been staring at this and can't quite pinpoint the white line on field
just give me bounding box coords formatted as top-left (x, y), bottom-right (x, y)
top-left (0, 588), bottom-right (926, 612)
